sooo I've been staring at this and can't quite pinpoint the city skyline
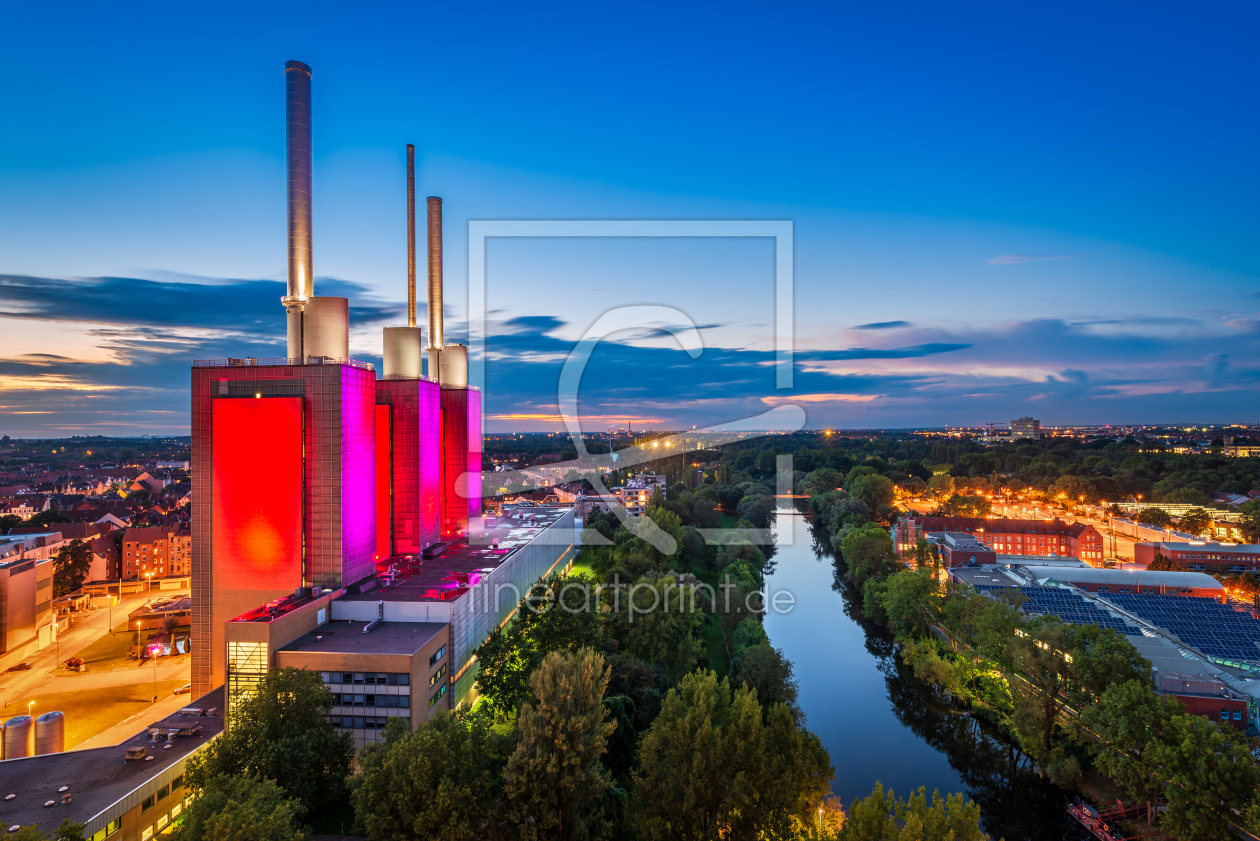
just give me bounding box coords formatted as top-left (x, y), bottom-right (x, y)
top-left (2, 2), bottom-right (1258, 435)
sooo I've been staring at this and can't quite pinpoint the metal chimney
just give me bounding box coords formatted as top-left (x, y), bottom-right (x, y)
top-left (283, 60), bottom-right (314, 359)
top-left (426, 196), bottom-right (444, 380)
top-left (407, 145), bottom-right (417, 329)
top-left (382, 145), bottom-right (423, 379)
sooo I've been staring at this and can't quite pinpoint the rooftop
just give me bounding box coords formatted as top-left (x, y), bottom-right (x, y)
top-left (348, 505), bottom-right (573, 604)
top-left (1150, 542), bottom-right (1260, 554)
top-left (277, 620), bottom-right (446, 656)
top-left (948, 567), bottom-right (1018, 589)
top-left (0, 687), bottom-right (223, 834)
top-left (1014, 565), bottom-right (1225, 590)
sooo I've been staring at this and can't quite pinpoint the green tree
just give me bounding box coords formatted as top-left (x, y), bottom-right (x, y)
top-left (502, 649), bottom-right (615, 841)
top-left (933, 494), bottom-right (993, 518)
top-left (728, 643), bottom-right (800, 722)
top-left (1067, 624), bottom-right (1151, 704)
top-left (1148, 713), bottom-right (1260, 841)
top-left (0, 514), bottom-right (22, 533)
top-left (1139, 507), bottom-right (1172, 527)
top-left (1147, 552), bottom-right (1179, 571)
top-left (473, 573), bottom-right (604, 716)
top-left (631, 670), bottom-right (831, 841)
top-left (53, 539), bottom-right (93, 597)
top-left (186, 668), bottom-right (353, 831)
top-left (848, 473), bottom-right (895, 515)
top-left (1008, 617), bottom-right (1071, 757)
top-left (1177, 508), bottom-right (1213, 538)
top-left (926, 473), bottom-right (955, 499)
top-left (28, 510), bottom-right (71, 528)
top-left (838, 523), bottom-right (897, 585)
top-left (352, 711), bottom-right (512, 841)
top-left (1238, 509), bottom-right (1260, 545)
top-left (880, 569), bottom-right (939, 641)
top-left (174, 775), bottom-right (306, 841)
top-left (1080, 680), bottom-right (1181, 806)
top-left (612, 574), bottom-right (705, 681)
top-left (839, 783), bottom-right (991, 841)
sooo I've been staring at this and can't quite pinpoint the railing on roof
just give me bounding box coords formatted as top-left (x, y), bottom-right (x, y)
top-left (193, 357), bottom-right (375, 372)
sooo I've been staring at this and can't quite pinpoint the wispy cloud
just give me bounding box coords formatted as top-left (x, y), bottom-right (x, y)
top-left (985, 253), bottom-right (1093, 265)
top-left (853, 321), bottom-right (910, 330)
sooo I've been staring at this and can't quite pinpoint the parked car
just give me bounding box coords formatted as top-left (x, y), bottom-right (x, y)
top-left (6, 662), bottom-right (31, 672)
top-left (173, 683), bottom-right (192, 695)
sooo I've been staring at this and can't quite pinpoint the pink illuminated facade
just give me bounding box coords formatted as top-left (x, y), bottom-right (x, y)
top-left (376, 378), bottom-right (442, 554)
top-left (441, 387), bottom-right (483, 538)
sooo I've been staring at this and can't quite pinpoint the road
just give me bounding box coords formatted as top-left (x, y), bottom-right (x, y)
top-left (0, 589), bottom-right (192, 739)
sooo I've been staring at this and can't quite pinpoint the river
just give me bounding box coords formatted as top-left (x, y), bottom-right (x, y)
top-left (762, 510), bottom-right (1092, 841)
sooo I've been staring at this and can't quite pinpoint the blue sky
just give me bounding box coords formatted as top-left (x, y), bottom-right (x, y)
top-left (1, 1), bottom-right (1257, 434)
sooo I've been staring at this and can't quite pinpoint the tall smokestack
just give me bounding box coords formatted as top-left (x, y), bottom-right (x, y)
top-left (382, 145), bottom-right (423, 379)
top-left (406, 145), bottom-right (417, 329)
top-left (283, 60), bottom-right (314, 359)
top-left (426, 196), bottom-right (444, 379)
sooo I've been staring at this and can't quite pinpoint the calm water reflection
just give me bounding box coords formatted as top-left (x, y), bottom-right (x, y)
top-left (762, 511), bottom-right (1090, 841)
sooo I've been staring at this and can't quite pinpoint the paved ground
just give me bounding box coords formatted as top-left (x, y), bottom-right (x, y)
top-left (0, 590), bottom-right (192, 747)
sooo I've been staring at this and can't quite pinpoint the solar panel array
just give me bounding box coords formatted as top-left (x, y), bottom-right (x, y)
top-left (1100, 593), bottom-right (1260, 663)
top-left (974, 584), bottom-right (1142, 635)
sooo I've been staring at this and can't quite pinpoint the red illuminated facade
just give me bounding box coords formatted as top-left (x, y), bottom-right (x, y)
top-left (895, 516), bottom-right (1104, 561)
top-left (192, 360), bottom-right (378, 695)
top-left (375, 405), bottom-right (391, 561)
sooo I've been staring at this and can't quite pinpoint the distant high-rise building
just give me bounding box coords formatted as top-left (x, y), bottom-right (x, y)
top-left (1011, 417), bottom-right (1041, 440)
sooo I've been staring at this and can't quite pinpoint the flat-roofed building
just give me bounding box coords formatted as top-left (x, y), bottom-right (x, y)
top-left (1011, 416), bottom-right (1041, 440)
top-left (1009, 564), bottom-right (1226, 601)
top-left (0, 688), bottom-right (224, 840)
top-left (1134, 541), bottom-right (1260, 575)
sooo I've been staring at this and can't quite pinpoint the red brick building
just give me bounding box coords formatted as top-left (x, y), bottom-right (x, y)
top-left (895, 516), bottom-right (1104, 562)
top-left (1134, 541), bottom-right (1260, 574)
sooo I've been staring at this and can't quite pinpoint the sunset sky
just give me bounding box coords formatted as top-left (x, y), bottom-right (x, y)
top-left (2, 2), bottom-right (1257, 435)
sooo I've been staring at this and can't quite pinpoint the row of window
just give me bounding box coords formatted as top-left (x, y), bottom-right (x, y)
top-left (141, 774), bottom-right (184, 812)
top-left (430, 663), bottom-right (447, 688)
top-left (1222, 709), bottom-right (1243, 721)
top-left (430, 684), bottom-right (447, 709)
top-left (332, 693), bottom-right (409, 708)
top-left (140, 800), bottom-right (185, 841)
top-left (330, 715), bottom-right (408, 730)
top-left (323, 671), bottom-right (410, 686)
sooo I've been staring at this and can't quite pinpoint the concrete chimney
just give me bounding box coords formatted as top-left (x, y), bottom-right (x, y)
top-left (426, 196), bottom-right (444, 381)
top-left (282, 60), bottom-right (314, 359)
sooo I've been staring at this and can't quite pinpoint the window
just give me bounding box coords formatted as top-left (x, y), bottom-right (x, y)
top-left (398, 673), bottom-right (409, 686)
top-left (171, 775), bottom-right (184, 791)
top-left (141, 827), bottom-right (153, 841)
top-left (429, 645), bottom-right (447, 667)
top-left (142, 795), bottom-right (155, 812)
top-left (327, 672), bottom-right (341, 684)
top-left (156, 814), bottom-right (168, 831)
top-left (1234, 710), bottom-right (1243, 721)
top-left (1222, 710), bottom-right (1230, 721)
top-left (158, 784), bottom-right (170, 801)
top-left (430, 684), bottom-right (447, 709)
top-left (430, 663), bottom-right (447, 688)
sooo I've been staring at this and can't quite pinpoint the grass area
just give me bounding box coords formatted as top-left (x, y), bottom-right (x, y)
top-left (567, 556), bottom-right (596, 579)
top-left (0, 680), bottom-right (187, 749)
top-left (700, 616), bottom-right (730, 677)
top-left (55, 620), bottom-right (190, 675)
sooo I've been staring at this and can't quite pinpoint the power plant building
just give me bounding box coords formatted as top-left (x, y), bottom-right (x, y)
top-left (190, 61), bottom-right (568, 744)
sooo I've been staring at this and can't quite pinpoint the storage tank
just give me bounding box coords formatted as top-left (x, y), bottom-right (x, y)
top-left (4, 716), bottom-right (33, 759)
top-left (383, 326), bottom-right (423, 379)
top-left (305, 296), bottom-right (349, 359)
top-left (440, 344), bottom-right (468, 388)
top-left (34, 712), bottom-right (64, 755)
